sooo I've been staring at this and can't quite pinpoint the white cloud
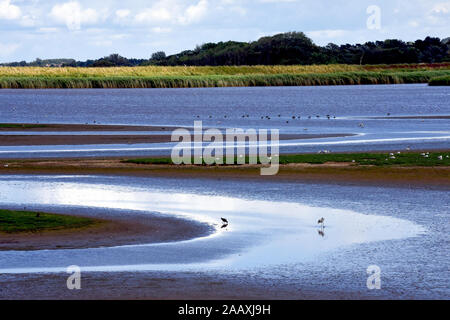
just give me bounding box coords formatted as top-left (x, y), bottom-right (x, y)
top-left (430, 2), bottom-right (450, 14)
top-left (115, 9), bottom-right (130, 19)
top-left (0, 0), bottom-right (21, 20)
top-left (135, 1), bottom-right (173, 24)
top-left (135, 0), bottom-right (208, 26)
top-left (50, 1), bottom-right (99, 30)
top-left (179, 0), bottom-right (208, 24)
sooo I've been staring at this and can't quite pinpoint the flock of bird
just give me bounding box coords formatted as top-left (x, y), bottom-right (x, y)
top-left (196, 114), bottom-right (338, 122)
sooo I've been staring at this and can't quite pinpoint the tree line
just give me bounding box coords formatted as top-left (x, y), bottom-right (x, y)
top-left (2, 32), bottom-right (449, 67)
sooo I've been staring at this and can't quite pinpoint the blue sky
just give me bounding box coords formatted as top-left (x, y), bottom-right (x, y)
top-left (0, 0), bottom-right (449, 62)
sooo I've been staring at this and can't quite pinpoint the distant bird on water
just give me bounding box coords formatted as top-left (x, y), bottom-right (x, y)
top-left (318, 217), bottom-right (325, 227)
top-left (220, 217), bottom-right (229, 229)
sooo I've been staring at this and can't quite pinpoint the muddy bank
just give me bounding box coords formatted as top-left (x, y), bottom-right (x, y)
top-left (0, 158), bottom-right (449, 189)
top-left (0, 133), bottom-right (353, 146)
top-left (0, 207), bottom-right (212, 251)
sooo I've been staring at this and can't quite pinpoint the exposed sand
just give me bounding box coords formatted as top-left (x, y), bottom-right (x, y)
top-left (0, 123), bottom-right (178, 132)
top-left (0, 133), bottom-right (352, 146)
top-left (0, 207), bottom-right (212, 251)
top-left (0, 271), bottom-right (391, 300)
top-left (1, 158), bottom-right (449, 189)
top-left (370, 115), bottom-right (450, 119)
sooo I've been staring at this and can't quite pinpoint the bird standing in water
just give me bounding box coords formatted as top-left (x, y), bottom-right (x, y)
top-left (318, 217), bottom-right (325, 227)
top-left (221, 217), bottom-right (229, 229)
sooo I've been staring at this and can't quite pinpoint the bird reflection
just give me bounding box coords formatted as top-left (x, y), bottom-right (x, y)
top-left (221, 217), bottom-right (229, 229)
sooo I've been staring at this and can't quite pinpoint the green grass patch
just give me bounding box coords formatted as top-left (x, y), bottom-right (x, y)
top-left (0, 123), bottom-right (48, 129)
top-left (0, 209), bottom-right (97, 233)
top-left (278, 152), bottom-right (450, 166)
top-left (124, 152), bottom-right (450, 167)
top-left (429, 75), bottom-right (450, 86)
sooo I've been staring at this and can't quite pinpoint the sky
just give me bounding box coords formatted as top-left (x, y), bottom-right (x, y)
top-left (0, 0), bottom-right (449, 62)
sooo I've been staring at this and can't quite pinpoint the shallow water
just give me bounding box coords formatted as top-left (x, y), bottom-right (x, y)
top-left (0, 175), bottom-right (448, 298)
top-left (0, 84), bottom-right (449, 157)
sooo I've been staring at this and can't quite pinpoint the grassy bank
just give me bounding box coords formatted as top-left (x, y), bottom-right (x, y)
top-left (429, 75), bottom-right (450, 86)
top-left (125, 151), bottom-right (450, 167)
top-left (0, 64), bottom-right (449, 88)
top-left (0, 123), bottom-right (48, 129)
top-left (0, 209), bottom-right (97, 233)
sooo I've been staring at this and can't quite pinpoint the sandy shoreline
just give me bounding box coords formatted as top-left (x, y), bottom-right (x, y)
top-left (0, 207), bottom-right (212, 251)
top-left (1, 157), bottom-right (449, 189)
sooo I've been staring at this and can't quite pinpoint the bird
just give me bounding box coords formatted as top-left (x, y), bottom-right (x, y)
top-left (221, 217), bottom-right (228, 224)
top-left (318, 217), bottom-right (325, 226)
top-left (36, 213), bottom-right (40, 218)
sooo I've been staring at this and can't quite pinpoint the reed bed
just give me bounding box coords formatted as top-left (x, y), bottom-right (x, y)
top-left (1, 63), bottom-right (448, 79)
top-left (0, 70), bottom-right (449, 89)
top-left (429, 75), bottom-right (450, 86)
top-left (0, 64), bottom-right (363, 77)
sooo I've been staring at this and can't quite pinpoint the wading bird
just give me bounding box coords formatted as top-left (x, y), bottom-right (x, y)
top-left (318, 217), bottom-right (325, 227)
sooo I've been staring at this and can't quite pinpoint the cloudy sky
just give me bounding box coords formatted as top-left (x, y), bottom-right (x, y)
top-left (0, 0), bottom-right (449, 62)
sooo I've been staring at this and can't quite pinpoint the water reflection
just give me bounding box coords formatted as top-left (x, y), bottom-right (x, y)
top-left (0, 175), bottom-right (425, 273)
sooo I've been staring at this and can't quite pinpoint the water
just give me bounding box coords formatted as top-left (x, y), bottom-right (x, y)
top-left (0, 85), bottom-right (449, 298)
top-left (0, 175), bottom-right (448, 298)
top-left (1, 85), bottom-right (448, 126)
top-left (0, 84), bottom-right (449, 157)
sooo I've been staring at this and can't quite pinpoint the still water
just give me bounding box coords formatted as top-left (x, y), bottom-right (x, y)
top-left (0, 175), bottom-right (448, 298)
top-left (0, 84), bottom-right (449, 157)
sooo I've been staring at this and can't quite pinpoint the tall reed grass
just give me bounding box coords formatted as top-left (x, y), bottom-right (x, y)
top-left (0, 64), bottom-right (363, 77)
top-left (429, 75), bottom-right (450, 86)
top-left (0, 67), bottom-right (448, 89)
